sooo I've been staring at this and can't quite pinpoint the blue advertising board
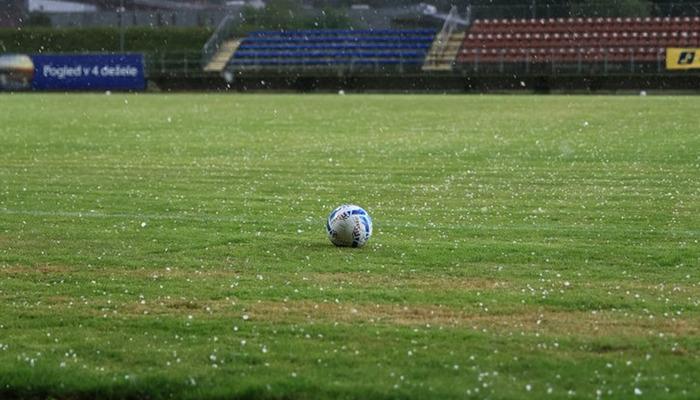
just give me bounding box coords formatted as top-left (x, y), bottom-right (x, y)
top-left (31, 54), bottom-right (145, 91)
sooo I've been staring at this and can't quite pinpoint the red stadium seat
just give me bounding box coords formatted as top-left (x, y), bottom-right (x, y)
top-left (458, 17), bottom-right (699, 67)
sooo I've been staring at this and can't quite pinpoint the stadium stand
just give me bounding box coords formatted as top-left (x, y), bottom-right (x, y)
top-left (228, 29), bottom-right (436, 72)
top-left (213, 13), bottom-right (700, 91)
top-left (456, 16), bottom-right (700, 67)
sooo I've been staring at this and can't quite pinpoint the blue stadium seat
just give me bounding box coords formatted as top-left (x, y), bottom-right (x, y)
top-left (229, 29), bottom-right (436, 70)
top-left (238, 44), bottom-right (429, 50)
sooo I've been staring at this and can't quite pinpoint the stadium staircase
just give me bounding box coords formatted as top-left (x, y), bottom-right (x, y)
top-left (227, 29), bottom-right (436, 73)
top-left (423, 5), bottom-right (468, 71)
top-left (423, 32), bottom-right (466, 71)
top-left (203, 39), bottom-right (241, 72)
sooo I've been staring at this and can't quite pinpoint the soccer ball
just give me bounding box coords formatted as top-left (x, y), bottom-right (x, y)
top-left (326, 204), bottom-right (372, 247)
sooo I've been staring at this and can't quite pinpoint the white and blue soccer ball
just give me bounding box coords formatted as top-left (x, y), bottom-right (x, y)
top-left (326, 204), bottom-right (372, 247)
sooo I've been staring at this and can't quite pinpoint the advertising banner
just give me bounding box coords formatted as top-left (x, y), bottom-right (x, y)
top-left (30, 54), bottom-right (145, 90)
top-left (666, 48), bottom-right (700, 70)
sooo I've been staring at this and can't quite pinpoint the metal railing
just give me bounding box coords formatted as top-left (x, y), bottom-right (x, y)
top-left (144, 51), bottom-right (208, 77)
top-left (425, 6), bottom-right (464, 68)
top-left (201, 14), bottom-right (238, 68)
top-left (455, 51), bottom-right (684, 76)
top-left (137, 49), bottom-right (696, 79)
top-left (229, 58), bottom-right (426, 76)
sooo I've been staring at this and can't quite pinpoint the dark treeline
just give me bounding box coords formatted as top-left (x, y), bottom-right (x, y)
top-left (235, 0), bottom-right (700, 31)
top-left (303, 0), bottom-right (700, 18)
top-left (311, 0), bottom-right (697, 8)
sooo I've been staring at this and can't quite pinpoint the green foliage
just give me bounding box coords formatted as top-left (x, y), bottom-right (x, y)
top-left (309, 8), bottom-right (352, 29)
top-left (568, 0), bottom-right (653, 17)
top-left (315, 0), bottom-right (693, 19)
top-left (25, 12), bottom-right (52, 28)
top-left (0, 94), bottom-right (698, 399)
top-left (0, 27), bottom-right (211, 53)
top-left (237, 1), bottom-right (350, 33)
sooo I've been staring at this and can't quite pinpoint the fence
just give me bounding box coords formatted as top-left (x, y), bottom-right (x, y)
top-left (227, 59), bottom-right (428, 77)
top-left (223, 53), bottom-right (700, 78)
top-left (469, 2), bottom-right (700, 20)
top-left (144, 51), bottom-right (208, 77)
top-left (455, 51), bottom-right (688, 77)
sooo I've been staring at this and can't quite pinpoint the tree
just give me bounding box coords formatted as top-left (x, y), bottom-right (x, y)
top-left (26, 12), bottom-right (53, 27)
top-left (238, 0), bottom-right (350, 32)
top-left (568, 0), bottom-right (653, 17)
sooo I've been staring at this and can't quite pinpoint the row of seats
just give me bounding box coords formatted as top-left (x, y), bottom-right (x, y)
top-left (230, 29), bottom-right (435, 67)
top-left (236, 44), bottom-right (430, 50)
top-left (465, 41), bottom-right (698, 50)
top-left (234, 51), bottom-right (428, 58)
top-left (463, 32), bottom-right (700, 48)
top-left (229, 59), bottom-right (416, 66)
top-left (467, 31), bottom-right (699, 42)
top-left (459, 47), bottom-right (666, 63)
top-left (471, 16), bottom-right (700, 33)
top-left (476, 16), bottom-right (700, 25)
top-left (238, 36), bottom-right (434, 44)
top-left (246, 29), bottom-right (435, 37)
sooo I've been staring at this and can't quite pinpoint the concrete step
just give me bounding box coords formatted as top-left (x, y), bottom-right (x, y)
top-left (203, 39), bottom-right (241, 72)
top-left (422, 32), bottom-right (466, 71)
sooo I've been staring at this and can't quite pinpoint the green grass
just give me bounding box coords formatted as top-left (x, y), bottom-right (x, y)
top-left (0, 93), bottom-right (698, 399)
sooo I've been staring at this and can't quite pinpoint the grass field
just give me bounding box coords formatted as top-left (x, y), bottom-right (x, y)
top-left (0, 93), bottom-right (698, 399)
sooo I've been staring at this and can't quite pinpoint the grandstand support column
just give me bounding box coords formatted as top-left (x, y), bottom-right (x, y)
top-left (551, 53), bottom-right (555, 76)
top-left (118, 0), bottom-right (125, 52)
top-left (526, 52), bottom-right (530, 74)
top-left (604, 51), bottom-right (608, 75)
top-left (577, 52), bottom-right (582, 74)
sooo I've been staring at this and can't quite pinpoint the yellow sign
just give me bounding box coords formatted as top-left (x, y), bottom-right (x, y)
top-left (666, 48), bottom-right (700, 70)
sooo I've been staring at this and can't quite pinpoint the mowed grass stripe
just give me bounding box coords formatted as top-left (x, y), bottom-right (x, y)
top-left (0, 94), bottom-right (699, 399)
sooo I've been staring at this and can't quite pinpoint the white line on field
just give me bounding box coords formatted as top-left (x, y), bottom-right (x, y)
top-left (2, 208), bottom-right (698, 236)
top-left (0, 208), bottom-right (248, 223)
